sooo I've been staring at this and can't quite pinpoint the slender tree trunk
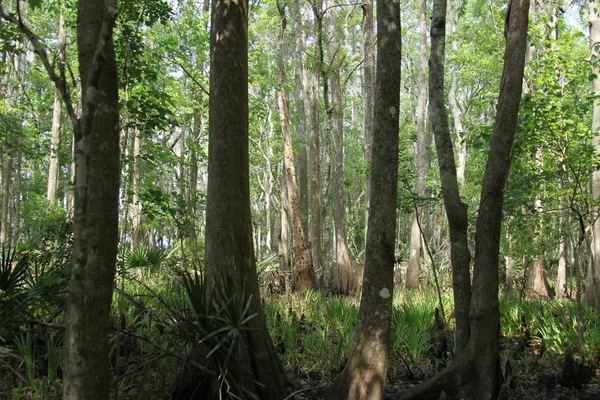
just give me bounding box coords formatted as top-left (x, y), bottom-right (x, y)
top-left (397, 0), bottom-right (529, 398)
top-left (587, 0), bottom-right (600, 309)
top-left (280, 170), bottom-right (291, 277)
top-left (46, 12), bottom-right (66, 204)
top-left (557, 234), bottom-right (568, 298)
top-left (326, 1), bottom-right (401, 397)
top-left (428, 0), bottom-right (471, 355)
top-left (204, 1), bottom-right (287, 397)
top-left (407, 0), bottom-right (429, 290)
top-left (130, 129), bottom-right (141, 249)
top-left (63, 1), bottom-right (120, 398)
top-left (448, 6), bottom-right (466, 186)
top-left (309, 0), bottom-right (324, 284)
top-left (327, 0), bottom-right (353, 294)
top-left (0, 153), bottom-right (11, 244)
top-left (362, 0), bottom-right (375, 244)
top-left (276, 1), bottom-right (315, 291)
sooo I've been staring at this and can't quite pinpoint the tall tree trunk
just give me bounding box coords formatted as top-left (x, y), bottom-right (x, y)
top-left (587, 0), bottom-right (600, 309)
top-left (406, 0), bottom-right (429, 290)
top-left (204, 1), bottom-right (287, 397)
top-left (309, 0), bottom-right (324, 284)
top-left (397, 0), bottom-right (529, 398)
top-left (291, 1), bottom-right (310, 236)
top-left (428, 0), bottom-right (471, 355)
top-left (276, 1), bottom-right (315, 291)
top-left (362, 0), bottom-right (375, 244)
top-left (63, 1), bottom-right (120, 398)
top-left (327, 0), bottom-right (353, 294)
top-left (326, 1), bottom-right (401, 397)
top-left (448, 5), bottom-right (467, 186)
top-left (280, 170), bottom-right (291, 276)
top-left (46, 12), bottom-right (66, 204)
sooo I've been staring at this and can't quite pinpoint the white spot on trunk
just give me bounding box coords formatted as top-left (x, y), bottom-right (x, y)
top-left (389, 107), bottom-right (397, 116)
top-left (379, 287), bottom-right (390, 298)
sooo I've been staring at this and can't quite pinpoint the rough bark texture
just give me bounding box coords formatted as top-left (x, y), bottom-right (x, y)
top-left (63, 1), bottom-right (120, 399)
top-left (362, 0), bottom-right (375, 243)
top-left (397, 0), bottom-right (529, 398)
top-left (327, 0), bottom-right (353, 294)
top-left (326, 1), bottom-right (401, 397)
top-left (290, 1), bottom-right (310, 236)
top-left (406, 0), bottom-right (429, 290)
top-left (204, 1), bottom-right (287, 397)
top-left (428, 0), bottom-right (471, 355)
top-left (46, 12), bottom-right (66, 204)
top-left (587, 0), bottom-right (600, 309)
top-left (276, 1), bottom-right (315, 291)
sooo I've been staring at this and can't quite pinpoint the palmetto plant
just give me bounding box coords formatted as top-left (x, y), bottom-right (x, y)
top-left (0, 245), bottom-right (30, 296)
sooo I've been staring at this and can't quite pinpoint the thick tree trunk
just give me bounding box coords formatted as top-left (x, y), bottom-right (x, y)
top-left (528, 256), bottom-right (550, 297)
top-left (290, 1), bottom-right (310, 236)
top-left (327, 0), bottom-right (353, 294)
top-left (63, 1), bottom-right (120, 399)
top-left (397, 0), bottom-right (529, 398)
top-left (280, 171), bottom-right (291, 277)
top-left (406, 0), bottom-right (429, 290)
top-left (0, 153), bottom-right (12, 244)
top-left (326, 1), bottom-right (401, 397)
top-left (428, 0), bottom-right (471, 355)
top-left (204, 1), bottom-right (287, 398)
top-left (46, 12), bottom-right (66, 204)
top-left (587, 0), bottom-right (600, 309)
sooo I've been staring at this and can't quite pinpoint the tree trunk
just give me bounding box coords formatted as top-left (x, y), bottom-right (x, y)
top-left (448, 5), bottom-right (467, 186)
top-left (397, 0), bottom-right (529, 398)
top-left (63, 1), bottom-right (120, 399)
top-left (327, 0), bottom-right (353, 294)
top-left (362, 0), bottom-right (375, 244)
top-left (0, 153), bottom-right (12, 244)
top-left (280, 171), bottom-right (291, 278)
top-left (528, 256), bottom-right (550, 297)
top-left (587, 0), bottom-right (600, 310)
top-left (204, 1), bottom-right (287, 398)
top-left (290, 1), bottom-right (310, 236)
top-left (276, 1), bottom-right (315, 291)
top-left (428, 0), bottom-right (471, 355)
top-left (326, 1), bottom-right (401, 397)
top-left (406, 0), bottom-right (429, 290)
top-left (557, 234), bottom-right (568, 298)
top-left (309, 1), bottom-right (324, 285)
top-left (46, 12), bottom-right (66, 204)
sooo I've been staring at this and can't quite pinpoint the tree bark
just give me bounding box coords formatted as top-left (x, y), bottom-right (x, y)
top-left (362, 0), bottom-right (375, 245)
top-left (63, 1), bottom-right (120, 399)
top-left (290, 1), bottom-right (310, 236)
top-left (406, 0), bottom-right (429, 290)
top-left (46, 12), bottom-right (67, 204)
top-left (276, 0), bottom-right (315, 291)
top-left (557, 234), bottom-right (568, 298)
top-left (327, 0), bottom-right (353, 294)
top-left (587, 0), bottom-right (600, 309)
top-left (397, 0), bottom-right (529, 398)
top-left (204, 0), bottom-right (287, 397)
top-left (428, 0), bottom-right (471, 355)
top-left (326, 1), bottom-right (401, 397)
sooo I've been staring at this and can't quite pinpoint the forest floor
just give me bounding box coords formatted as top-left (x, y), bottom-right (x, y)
top-left (286, 340), bottom-right (600, 400)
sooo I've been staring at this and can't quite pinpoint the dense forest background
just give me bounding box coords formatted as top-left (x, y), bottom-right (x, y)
top-left (0, 0), bottom-right (599, 399)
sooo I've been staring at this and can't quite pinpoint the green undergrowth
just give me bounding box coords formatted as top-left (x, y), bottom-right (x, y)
top-left (2, 254), bottom-right (600, 399)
